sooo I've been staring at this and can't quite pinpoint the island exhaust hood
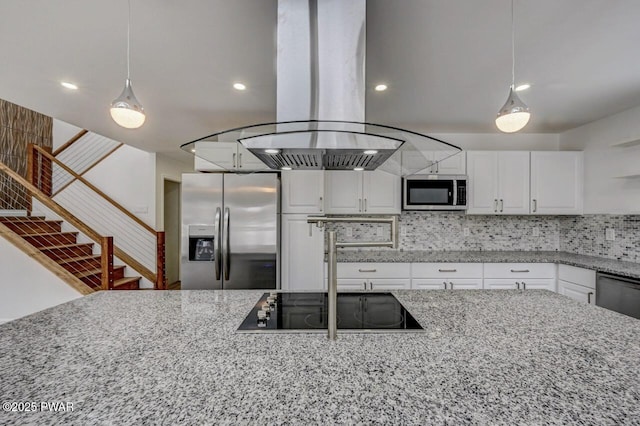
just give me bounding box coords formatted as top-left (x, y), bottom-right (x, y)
top-left (181, 0), bottom-right (461, 175)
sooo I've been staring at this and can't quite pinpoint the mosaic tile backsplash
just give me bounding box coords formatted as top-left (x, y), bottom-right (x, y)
top-left (328, 212), bottom-right (560, 252)
top-left (328, 212), bottom-right (640, 262)
top-left (560, 215), bottom-right (640, 262)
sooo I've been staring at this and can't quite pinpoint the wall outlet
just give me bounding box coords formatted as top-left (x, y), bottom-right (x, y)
top-left (463, 227), bottom-right (470, 237)
top-left (532, 227), bottom-right (540, 237)
top-left (346, 227), bottom-right (353, 238)
top-left (605, 228), bottom-right (616, 241)
top-left (376, 226), bottom-right (384, 237)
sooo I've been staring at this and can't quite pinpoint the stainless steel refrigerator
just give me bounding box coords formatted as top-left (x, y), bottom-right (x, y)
top-left (181, 173), bottom-right (279, 289)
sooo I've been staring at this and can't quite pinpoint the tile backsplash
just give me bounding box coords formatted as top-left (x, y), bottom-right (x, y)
top-left (328, 212), bottom-right (560, 252)
top-left (327, 212), bottom-right (640, 262)
top-left (560, 215), bottom-right (640, 262)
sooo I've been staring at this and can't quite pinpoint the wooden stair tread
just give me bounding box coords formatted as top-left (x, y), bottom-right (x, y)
top-left (57, 255), bottom-right (101, 265)
top-left (76, 265), bottom-right (125, 279)
top-left (112, 277), bottom-right (141, 290)
top-left (19, 231), bottom-right (77, 237)
top-left (40, 243), bottom-right (92, 250)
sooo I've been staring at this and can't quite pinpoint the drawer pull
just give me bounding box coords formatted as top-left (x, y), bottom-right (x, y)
top-left (358, 269), bottom-right (377, 273)
top-left (438, 269), bottom-right (457, 273)
top-left (510, 269), bottom-right (530, 273)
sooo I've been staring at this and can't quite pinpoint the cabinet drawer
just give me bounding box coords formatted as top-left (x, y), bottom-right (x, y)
top-left (412, 278), bottom-right (482, 290)
top-left (336, 263), bottom-right (411, 279)
top-left (483, 278), bottom-right (555, 291)
top-left (411, 263), bottom-right (482, 278)
top-left (483, 263), bottom-right (555, 278)
top-left (558, 264), bottom-right (595, 289)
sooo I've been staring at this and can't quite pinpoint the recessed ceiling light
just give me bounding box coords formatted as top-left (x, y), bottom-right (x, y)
top-left (61, 81), bottom-right (78, 90)
top-left (363, 150), bottom-right (378, 155)
top-left (515, 83), bottom-right (531, 92)
top-left (374, 84), bottom-right (387, 92)
top-left (264, 149), bottom-right (280, 154)
top-left (233, 82), bottom-right (247, 91)
top-left (353, 167), bottom-right (365, 171)
top-left (191, 149), bottom-right (196, 153)
top-left (281, 166), bottom-right (292, 171)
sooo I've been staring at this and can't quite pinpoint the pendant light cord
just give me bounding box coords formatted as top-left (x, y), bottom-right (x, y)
top-left (511, 0), bottom-right (515, 89)
top-left (127, 0), bottom-right (131, 80)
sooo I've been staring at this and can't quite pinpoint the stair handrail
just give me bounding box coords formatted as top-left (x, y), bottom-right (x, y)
top-left (30, 145), bottom-right (166, 289)
top-left (52, 129), bottom-right (88, 156)
top-left (0, 160), bottom-right (114, 290)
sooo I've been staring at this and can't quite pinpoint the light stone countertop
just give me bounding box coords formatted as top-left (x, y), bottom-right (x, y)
top-left (1, 290), bottom-right (640, 424)
top-left (335, 250), bottom-right (640, 279)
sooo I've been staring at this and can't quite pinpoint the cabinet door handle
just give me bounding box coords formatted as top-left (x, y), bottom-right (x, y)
top-left (533, 199), bottom-right (537, 212)
top-left (443, 281), bottom-right (447, 289)
top-left (232, 153), bottom-right (237, 168)
top-left (449, 281), bottom-right (454, 290)
top-left (522, 281), bottom-right (526, 290)
top-left (319, 196), bottom-right (323, 212)
top-left (438, 269), bottom-right (457, 273)
top-left (359, 198), bottom-right (362, 212)
top-left (587, 291), bottom-right (594, 304)
top-left (309, 223), bottom-right (313, 237)
top-left (363, 281), bottom-right (367, 290)
top-left (516, 281), bottom-right (520, 290)
top-left (364, 198), bottom-right (367, 212)
top-left (238, 153), bottom-right (243, 168)
top-left (494, 199), bottom-right (498, 212)
top-left (358, 269), bottom-right (377, 273)
top-left (500, 199), bottom-right (504, 212)
top-left (510, 269), bottom-right (530, 273)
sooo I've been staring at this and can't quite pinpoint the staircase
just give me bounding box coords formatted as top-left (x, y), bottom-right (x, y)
top-left (0, 215), bottom-right (140, 290)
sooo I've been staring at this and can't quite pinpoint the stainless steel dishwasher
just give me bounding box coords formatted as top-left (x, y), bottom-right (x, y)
top-left (596, 273), bottom-right (640, 319)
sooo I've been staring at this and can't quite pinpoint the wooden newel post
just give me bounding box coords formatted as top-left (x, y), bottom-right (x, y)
top-left (101, 236), bottom-right (114, 290)
top-left (26, 143), bottom-right (35, 186)
top-left (156, 231), bottom-right (166, 290)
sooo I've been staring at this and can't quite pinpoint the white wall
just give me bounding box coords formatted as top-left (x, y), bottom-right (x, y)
top-left (560, 104), bottom-right (640, 213)
top-left (0, 237), bottom-right (82, 324)
top-left (52, 119), bottom-right (83, 150)
top-left (155, 154), bottom-right (193, 230)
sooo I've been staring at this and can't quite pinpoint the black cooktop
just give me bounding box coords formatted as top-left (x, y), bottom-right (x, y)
top-left (237, 292), bottom-right (423, 333)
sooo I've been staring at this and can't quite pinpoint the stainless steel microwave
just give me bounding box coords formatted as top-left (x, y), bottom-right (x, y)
top-left (402, 175), bottom-right (467, 210)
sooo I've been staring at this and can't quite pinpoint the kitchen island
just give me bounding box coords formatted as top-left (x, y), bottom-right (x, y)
top-left (1, 290), bottom-right (639, 425)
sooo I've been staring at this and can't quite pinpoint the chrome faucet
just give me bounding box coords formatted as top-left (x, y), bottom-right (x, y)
top-left (306, 215), bottom-right (398, 340)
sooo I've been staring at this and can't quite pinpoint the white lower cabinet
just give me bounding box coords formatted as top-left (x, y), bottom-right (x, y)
top-left (411, 263), bottom-right (483, 290)
top-left (483, 263), bottom-right (557, 292)
top-left (483, 278), bottom-right (555, 291)
top-left (412, 278), bottom-right (482, 290)
top-left (326, 263), bottom-right (411, 291)
top-left (557, 264), bottom-right (596, 304)
top-left (281, 215), bottom-right (325, 291)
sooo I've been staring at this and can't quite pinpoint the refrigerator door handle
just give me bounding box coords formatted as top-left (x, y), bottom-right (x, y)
top-left (214, 207), bottom-right (222, 280)
top-left (224, 207), bottom-right (230, 280)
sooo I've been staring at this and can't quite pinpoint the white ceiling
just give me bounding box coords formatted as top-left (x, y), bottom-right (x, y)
top-left (0, 0), bottom-right (639, 160)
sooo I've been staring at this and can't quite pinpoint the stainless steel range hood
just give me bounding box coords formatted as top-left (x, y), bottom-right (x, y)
top-left (181, 0), bottom-right (461, 175)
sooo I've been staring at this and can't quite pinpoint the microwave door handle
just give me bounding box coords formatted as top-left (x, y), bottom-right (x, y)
top-left (453, 180), bottom-right (457, 206)
top-left (214, 207), bottom-right (221, 280)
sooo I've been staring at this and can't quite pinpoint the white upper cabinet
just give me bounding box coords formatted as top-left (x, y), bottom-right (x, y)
top-left (281, 171), bottom-right (325, 214)
top-left (497, 152), bottom-right (530, 214)
top-left (401, 151), bottom-right (466, 175)
top-left (467, 151), bottom-right (529, 214)
top-left (362, 171), bottom-right (401, 214)
top-left (530, 152), bottom-right (583, 215)
top-left (325, 171), bottom-right (400, 214)
top-left (194, 142), bottom-right (269, 172)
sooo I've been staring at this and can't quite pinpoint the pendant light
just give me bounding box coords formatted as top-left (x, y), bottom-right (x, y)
top-left (495, 0), bottom-right (530, 133)
top-left (110, 0), bottom-right (146, 129)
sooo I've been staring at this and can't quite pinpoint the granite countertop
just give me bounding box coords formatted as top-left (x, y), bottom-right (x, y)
top-left (2, 290), bottom-right (640, 424)
top-left (336, 250), bottom-right (640, 279)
